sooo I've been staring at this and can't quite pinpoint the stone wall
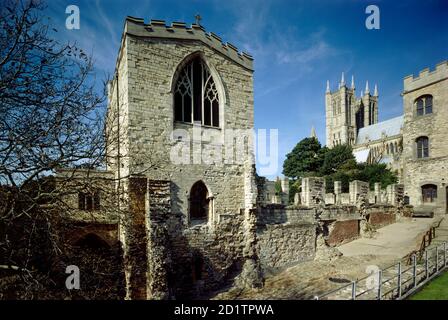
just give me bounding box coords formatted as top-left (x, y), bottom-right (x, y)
top-left (327, 220), bottom-right (360, 247)
top-left (301, 177), bottom-right (325, 207)
top-left (366, 206), bottom-right (397, 229)
top-left (257, 207), bottom-right (316, 272)
top-left (402, 61), bottom-right (448, 215)
top-left (349, 180), bottom-right (369, 204)
top-left (257, 222), bottom-right (316, 272)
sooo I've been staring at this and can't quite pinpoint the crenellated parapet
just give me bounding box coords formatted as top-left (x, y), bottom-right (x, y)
top-left (124, 16), bottom-right (254, 71)
top-left (403, 60), bottom-right (448, 93)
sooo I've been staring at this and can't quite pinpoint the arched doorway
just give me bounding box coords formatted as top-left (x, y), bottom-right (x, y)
top-left (189, 181), bottom-right (210, 222)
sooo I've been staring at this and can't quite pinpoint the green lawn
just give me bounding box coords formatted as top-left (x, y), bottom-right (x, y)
top-left (410, 271), bottom-right (448, 300)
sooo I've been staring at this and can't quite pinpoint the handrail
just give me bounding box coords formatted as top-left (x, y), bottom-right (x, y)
top-left (314, 240), bottom-right (448, 300)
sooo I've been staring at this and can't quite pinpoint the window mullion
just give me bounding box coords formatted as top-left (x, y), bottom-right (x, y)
top-left (190, 64), bottom-right (194, 124)
top-left (201, 63), bottom-right (205, 126)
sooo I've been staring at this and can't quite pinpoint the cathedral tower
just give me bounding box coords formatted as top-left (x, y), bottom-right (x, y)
top-left (325, 73), bottom-right (357, 147)
top-left (325, 74), bottom-right (379, 147)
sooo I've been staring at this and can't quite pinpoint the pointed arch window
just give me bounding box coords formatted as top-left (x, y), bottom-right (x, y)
top-left (174, 56), bottom-right (220, 127)
top-left (415, 95), bottom-right (433, 116)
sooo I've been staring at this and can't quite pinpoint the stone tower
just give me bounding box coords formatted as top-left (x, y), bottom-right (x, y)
top-left (106, 17), bottom-right (262, 299)
top-left (325, 74), bottom-right (378, 147)
top-left (402, 60), bottom-right (448, 214)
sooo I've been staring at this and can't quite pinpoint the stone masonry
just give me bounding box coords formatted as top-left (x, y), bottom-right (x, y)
top-left (106, 17), bottom-right (261, 299)
top-left (402, 61), bottom-right (448, 214)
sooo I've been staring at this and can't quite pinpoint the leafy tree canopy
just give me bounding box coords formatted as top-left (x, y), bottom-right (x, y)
top-left (320, 144), bottom-right (355, 175)
top-left (282, 138), bottom-right (398, 196)
top-left (282, 137), bottom-right (324, 179)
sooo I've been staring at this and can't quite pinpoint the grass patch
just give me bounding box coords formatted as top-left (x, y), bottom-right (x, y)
top-left (409, 271), bottom-right (448, 300)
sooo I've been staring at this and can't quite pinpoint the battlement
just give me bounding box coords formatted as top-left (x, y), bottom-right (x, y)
top-left (403, 60), bottom-right (448, 92)
top-left (124, 16), bottom-right (253, 71)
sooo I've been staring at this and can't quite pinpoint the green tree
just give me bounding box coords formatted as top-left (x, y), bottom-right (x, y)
top-left (320, 144), bottom-right (355, 175)
top-left (282, 137), bottom-right (324, 179)
top-left (355, 163), bottom-right (398, 189)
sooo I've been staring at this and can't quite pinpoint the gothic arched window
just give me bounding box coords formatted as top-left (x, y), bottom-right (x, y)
top-left (189, 181), bottom-right (210, 222)
top-left (174, 56), bottom-right (220, 127)
top-left (415, 95), bottom-right (433, 116)
top-left (416, 136), bottom-right (429, 159)
top-left (421, 184), bottom-right (437, 203)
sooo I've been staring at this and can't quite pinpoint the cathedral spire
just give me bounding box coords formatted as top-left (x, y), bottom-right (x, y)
top-left (374, 84), bottom-right (378, 96)
top-left (340, 72), bottom-right (345, 87)
top-left (351, 75), bottom-right (355, 89)
top-left (365, 80), bottom-right (370, 94)
top-left (326, 80), bottom-right (330, 93)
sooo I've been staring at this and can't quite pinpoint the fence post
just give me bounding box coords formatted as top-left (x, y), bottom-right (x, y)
top-left (397, 262), bottom-right (402, 298)
top-left (413, 254), bottom-right (417, 288)
top-left (377, 270), bottom-right (382, 300)
top-left (425, 250), bottom-right (429, 279)
top-left (436, 246), bottom-right (439, 272)
top-left (445, 242), bottom-right (447, 267)
top-left (351, 281), bottom-right (357, 300)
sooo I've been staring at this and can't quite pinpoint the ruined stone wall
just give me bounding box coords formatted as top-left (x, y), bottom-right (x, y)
top-left (257, 222), bottom-right (316, 272)
top-left (368, 211), bottom-right (396, 229)
top-left (256, 207), bottom-right (316, 271)
top-left (327, 220), bottom-right (359, 247)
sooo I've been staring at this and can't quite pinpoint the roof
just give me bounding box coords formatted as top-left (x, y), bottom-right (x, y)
top-left (353, 149), bottom-right (370, 163)
top-left (356, 116), bottom-right (403, 144)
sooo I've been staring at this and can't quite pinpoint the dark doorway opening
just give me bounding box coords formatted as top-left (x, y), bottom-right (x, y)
top-left (189, 181), bottom-right (209, 221)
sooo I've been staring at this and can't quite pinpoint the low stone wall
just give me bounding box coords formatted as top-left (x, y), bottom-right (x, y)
top-left (255, 202), bottom-right (401, 273)
top-left (367, 206), bottom-right (397, 229)
top-left (257, 205), bottom-right (315, 225)
top-left (257, 207), bottom-right (316, 272)
top-left (327, 220), bottom-right (360, 247)
top-left (257, 222), bottom-right (316, 272)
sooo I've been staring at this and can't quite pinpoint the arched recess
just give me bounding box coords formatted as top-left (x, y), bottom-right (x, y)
top-left (74, 233), bottom-right (111, 249)
top-left (170, 51), bottom-right (227, 128)
top-left (188, 180), bottom-right (213, 223)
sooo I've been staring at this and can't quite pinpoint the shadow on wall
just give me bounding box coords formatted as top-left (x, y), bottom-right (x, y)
top-left (155, 182), bottom-right (250, 299)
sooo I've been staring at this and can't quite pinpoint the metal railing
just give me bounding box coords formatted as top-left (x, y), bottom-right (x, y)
top-left (315, 241), bottom-right (448, 300)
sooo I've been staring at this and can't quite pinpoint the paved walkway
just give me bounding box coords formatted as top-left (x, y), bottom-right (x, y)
top-left (339, 217), bottom-right (441, 258)
top-left (212, 216), bottom-right (445, 300)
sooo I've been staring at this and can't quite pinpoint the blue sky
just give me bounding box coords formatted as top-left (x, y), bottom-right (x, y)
top-left (42, 0), bottom-right (448, 178)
